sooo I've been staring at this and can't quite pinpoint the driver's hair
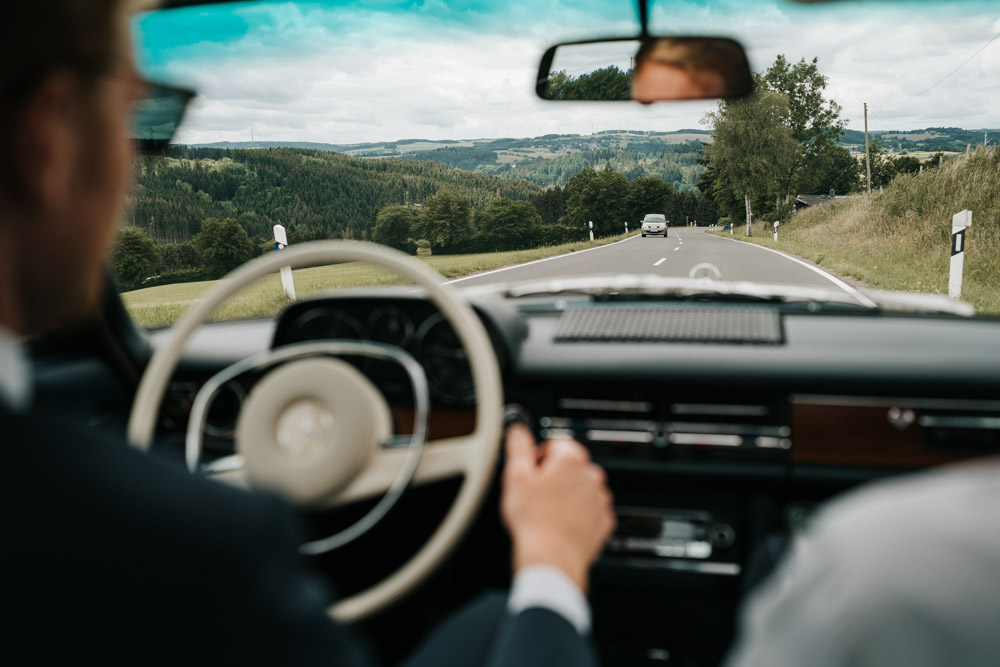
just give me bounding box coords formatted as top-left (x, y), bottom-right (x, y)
top-left (1, 0), bottom-right (128, 203)
top-left (1, 0), bottom-right (128, 107)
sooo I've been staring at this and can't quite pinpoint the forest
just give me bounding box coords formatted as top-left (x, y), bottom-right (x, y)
top-left (126, 147), bottom-right (542, 244)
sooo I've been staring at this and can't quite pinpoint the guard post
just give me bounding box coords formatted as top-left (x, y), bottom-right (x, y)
top-left (273, 224), bottom-right (296, 300)
top-left (773, 220), bottom-right (779, 242)
top-left (949, 210), bottom-right (972, 300)
top-left (589, 220), bottom-right (594, 242)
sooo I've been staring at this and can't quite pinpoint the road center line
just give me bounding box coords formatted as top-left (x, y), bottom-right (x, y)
top-left (653, 258), bottom-right (666, 266)
top-left (673, 247), bottom-right (680, 252)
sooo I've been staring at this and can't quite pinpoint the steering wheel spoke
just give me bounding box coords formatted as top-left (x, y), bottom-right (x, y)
top-left (200, 436), bottom-right (478, 504)
top-left (323, 436), bottom-right (482, 506)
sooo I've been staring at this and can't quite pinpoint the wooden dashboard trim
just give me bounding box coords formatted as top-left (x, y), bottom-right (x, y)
top-left (790, 396), bottom-right (999, 468)
top-left (392, 406), bottom-right (476, 442)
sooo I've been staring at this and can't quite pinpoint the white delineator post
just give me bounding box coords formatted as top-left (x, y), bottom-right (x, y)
top-left (625, 221), bottom-right (628, 234)
top-left (589, 220), bottom-right (594, 242)
top-left (773, 220), bottom-right (779, 242)
top-left (949, 210), bottom-right (972, 300)
top-left (273, 224), bottom-right (296, 300)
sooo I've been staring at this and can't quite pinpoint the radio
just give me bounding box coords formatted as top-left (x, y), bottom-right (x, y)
top-left (608, 507), bottom-right (736, 562)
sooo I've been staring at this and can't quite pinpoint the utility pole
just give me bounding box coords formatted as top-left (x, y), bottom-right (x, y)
top-left (863, 103), bottom-right (872, 194)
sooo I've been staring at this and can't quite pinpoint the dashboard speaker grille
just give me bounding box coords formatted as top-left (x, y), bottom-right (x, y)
top-left (554, 306), bottom-right (783, 344)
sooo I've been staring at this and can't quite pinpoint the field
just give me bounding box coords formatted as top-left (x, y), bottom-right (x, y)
top-left (122, 233), bottom-right (636, 328)
top-left (709, 147), bottom-right (1000, 315)
top-left (879, 132), bottom-right (945, 141)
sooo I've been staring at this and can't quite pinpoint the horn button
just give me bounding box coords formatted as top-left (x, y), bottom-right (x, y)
top-left (236, 358), bottom-right (392, 505)
top-left (275, 399), bottom-right (337, 462)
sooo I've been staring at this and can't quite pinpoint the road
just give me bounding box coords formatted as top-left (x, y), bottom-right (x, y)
top-left (447, 227), bottom-right (863, 299)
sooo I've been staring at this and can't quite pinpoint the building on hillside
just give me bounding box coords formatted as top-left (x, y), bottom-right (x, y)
top-left (794, 193), bottom-right (850, 211)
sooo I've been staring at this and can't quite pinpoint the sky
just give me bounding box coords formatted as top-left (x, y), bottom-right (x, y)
top-left (132, 0), bottom-right (1000, 145)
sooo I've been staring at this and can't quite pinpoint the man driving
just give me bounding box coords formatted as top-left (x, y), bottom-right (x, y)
top-left (0, 1), bottom-right (615, 664)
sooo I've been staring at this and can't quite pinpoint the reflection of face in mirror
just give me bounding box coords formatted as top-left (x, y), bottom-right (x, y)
top-left (631, 38), bottom-right (751, 103)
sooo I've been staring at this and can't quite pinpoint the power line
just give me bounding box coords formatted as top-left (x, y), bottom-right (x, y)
top-left (869, 108), bottom-right (894, 132)
top-left (876, 30), bottom-right (1000, 109)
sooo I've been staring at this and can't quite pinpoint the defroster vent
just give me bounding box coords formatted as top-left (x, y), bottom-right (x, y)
top-left (554, 305), bottom-right (783, 344)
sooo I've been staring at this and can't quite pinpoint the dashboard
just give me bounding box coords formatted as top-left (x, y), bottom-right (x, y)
top-left (144, 287), bottom-right (1000, 666)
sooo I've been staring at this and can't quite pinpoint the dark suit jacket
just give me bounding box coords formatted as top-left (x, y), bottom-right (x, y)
top-left (0, 405), bottom-right (596, 666)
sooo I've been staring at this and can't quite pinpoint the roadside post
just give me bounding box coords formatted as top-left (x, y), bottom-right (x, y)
top-left (589, 220), bottom-right (594, 242)
top-left (949, 210), bottom-right (972, 300)
top-left (625, 221), bottom-right (628, 234)
top-left (773, 220), bottom-right (779, 242)
top-left (273, 224), bottom-right (296, 300)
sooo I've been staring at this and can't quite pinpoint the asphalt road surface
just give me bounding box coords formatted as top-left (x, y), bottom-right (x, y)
top-left (448, 227), bottom-right (862, 298)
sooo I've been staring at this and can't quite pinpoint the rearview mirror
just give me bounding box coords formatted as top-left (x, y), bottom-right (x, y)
top-left (536, 37), bottom-right (753, 103)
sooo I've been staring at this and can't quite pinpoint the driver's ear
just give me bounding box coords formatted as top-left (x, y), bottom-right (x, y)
top-left (9, 71), bottom-right (81, 216)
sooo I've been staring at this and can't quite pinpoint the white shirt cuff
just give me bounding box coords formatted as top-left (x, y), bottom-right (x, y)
top-left (507, 565), bottom-right (591, 636)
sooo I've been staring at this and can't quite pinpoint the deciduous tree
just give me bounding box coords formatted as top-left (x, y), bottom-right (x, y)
top-left (193, 217), bottom-right (254, 277)
top-left (564, 168), bottom-right (630, 237)
top-left (373, 205), bottom-right (417, 253)
top-left (111, 226), bottom-right (160, 291)
top-left (702, 90), bottom-right (799, 234)
top-left (758, 55), bottom-right (846, 200)
top-left (475, 198), bottom-right (543, 251)
top-left (412, 190), bottom-right (471, 251)
top-left (545, 66), bottom-right (631, 101)
top-left (796, 144), bottom-right (859, 196)
top-left (625, 177), bottom-right (674, 225)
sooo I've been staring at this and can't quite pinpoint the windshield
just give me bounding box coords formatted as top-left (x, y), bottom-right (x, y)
top-left (118, 0), bottom-right (1000, 327)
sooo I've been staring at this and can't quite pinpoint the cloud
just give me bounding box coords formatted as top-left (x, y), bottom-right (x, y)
top-left (135, 0), bottom-right (1000, 146)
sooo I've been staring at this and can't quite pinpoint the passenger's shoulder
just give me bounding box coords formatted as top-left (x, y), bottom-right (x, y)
top-left (799, 458), bottom-right (1000, 603)
top-left (814, 458), bottom-right (1000, 543)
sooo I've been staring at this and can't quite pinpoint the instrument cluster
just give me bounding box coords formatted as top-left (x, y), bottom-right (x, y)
top-left (272, 297), bottom-right (477, 407)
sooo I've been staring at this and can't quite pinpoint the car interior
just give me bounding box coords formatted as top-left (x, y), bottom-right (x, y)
top-left (26, 0), bottom-right (1000, 665)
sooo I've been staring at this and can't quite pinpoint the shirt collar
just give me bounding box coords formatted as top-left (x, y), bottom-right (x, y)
top-left (0, 325), bottom-right (32, 412)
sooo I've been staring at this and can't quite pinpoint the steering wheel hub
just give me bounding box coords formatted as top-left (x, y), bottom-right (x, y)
top-left (235, 358), bottom-right (391, 505)
top-left (275, 399), bottom-right (337, 462)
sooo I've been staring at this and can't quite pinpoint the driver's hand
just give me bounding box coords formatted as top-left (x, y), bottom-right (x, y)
top-left (501, 424), bottom-right (616, 594)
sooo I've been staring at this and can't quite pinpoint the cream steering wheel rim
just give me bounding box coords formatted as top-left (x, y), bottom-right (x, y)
top-left (126, 240), bottom-right (504, 622)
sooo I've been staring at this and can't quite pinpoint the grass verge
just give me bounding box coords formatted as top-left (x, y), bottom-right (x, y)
top-left (122, 232), bottom-right (638, 328)
top-left (708, 147), bottom-right (1000, 315)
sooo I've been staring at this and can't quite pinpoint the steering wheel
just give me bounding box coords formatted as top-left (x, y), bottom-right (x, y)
top-left (126, 241), bottom-right (504, 622)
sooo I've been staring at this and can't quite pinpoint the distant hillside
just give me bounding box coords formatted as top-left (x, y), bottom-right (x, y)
top-left (191, 130), bottom-right (712, 190)
top-left (490, 141), bottom-right (705, 190)
top-left (127, 147), bottom-right (542, 244)
top-left (189, 137), bottom-right (470, 154)
top-left (840, 127), bottom-right (1000, 153)
top-left (173, 127), bottom-right (994, 224)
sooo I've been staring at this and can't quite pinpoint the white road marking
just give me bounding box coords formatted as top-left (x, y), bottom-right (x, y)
top-left (443, 234), bottom-right (641, 284)
top-left (712, 234), bottom-right (877, 307)
top-left (673, 247), bottom-right (680, 252)
top-left (653, 258), bottom-right (666, 266)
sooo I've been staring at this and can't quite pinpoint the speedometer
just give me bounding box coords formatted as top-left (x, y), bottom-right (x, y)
top-left (415, 313), bottom-right (475, 406)
top-left (284, 308), bottom-right (367, 343)
top-left (367, 305), bottom-right (415, 347)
